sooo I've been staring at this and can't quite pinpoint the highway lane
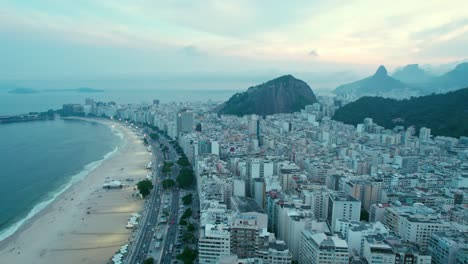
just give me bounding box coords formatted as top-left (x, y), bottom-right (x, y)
top-left (124, 131), bottom-right (166, 264)
top-left (124, 126), bottom-right (187, 264)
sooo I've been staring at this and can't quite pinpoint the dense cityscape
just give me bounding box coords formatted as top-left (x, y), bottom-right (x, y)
top-left (62, 95), bottom-right (468, 264)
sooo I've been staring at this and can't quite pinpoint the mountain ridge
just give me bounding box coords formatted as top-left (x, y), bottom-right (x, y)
top-left (334, 65), bottom-right (410, 98)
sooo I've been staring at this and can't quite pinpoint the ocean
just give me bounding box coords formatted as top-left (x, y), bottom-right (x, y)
top-left (0, 118), bottom-right (123, 241)
top-left (0, 89), bottom-right (239, 115)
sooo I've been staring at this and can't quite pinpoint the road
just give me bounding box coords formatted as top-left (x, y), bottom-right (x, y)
top-left (124, 126), bottom-right (182, 264)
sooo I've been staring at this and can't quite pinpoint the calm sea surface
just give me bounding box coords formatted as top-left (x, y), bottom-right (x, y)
top-left (0, 89), bottom-right (239, 115)
top-left (0, 118), bottom-right (122, 240)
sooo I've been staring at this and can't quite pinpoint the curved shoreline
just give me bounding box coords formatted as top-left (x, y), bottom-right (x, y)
top-left (0, 118), bottom-right (151, 264)
top-left (0, 118), bottom-right (123, 242)
top-left (0, 146), bottom-right (120, 242)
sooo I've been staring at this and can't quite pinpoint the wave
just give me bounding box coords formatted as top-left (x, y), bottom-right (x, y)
top-left (0, 145), bottom-right (120, 242)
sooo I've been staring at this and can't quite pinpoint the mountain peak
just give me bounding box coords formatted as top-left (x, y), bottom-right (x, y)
top-left (269, 74), bottom-right (296, 83)
top-left (218, 75), bottom-right (317, 116)
top-left (374, 65), bottom-right (388, 77)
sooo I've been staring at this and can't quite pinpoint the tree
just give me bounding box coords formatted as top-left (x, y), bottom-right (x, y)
top-left (143, 257), bottom-right (154, 264)
top-left (176, 247), bottom-right (197, 264)
top-left (177, 157), bottom-right (191, 167)
top-left (137, 179), bottom-right (153, 198)
top-left (162, 161), bottom-right (173, 174)
top-left (179, 219), bottom-right (188, 225)
top-left (149, 132), bottom-right (159, 140)
top-left (177, 168), bottom-right (195, 188)
top-left (143, 138), bottom-right (149, 145)
top-left (181, 231), bottom-right (195, 243)
top-left (182, 193), bottom-right (193, 205)
top-left (161, 179), bottom-right (176, 190)
top-left (187, 223), bottom-right (195, 232)
top-left (181, 208), bottom-right (192, 220)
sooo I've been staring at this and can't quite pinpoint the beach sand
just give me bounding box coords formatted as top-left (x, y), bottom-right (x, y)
top-left (0, 119), bottom-right (152, 264)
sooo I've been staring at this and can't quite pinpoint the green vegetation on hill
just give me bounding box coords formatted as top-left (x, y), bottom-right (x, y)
top-left (333, 87), bottom-right (468, 138)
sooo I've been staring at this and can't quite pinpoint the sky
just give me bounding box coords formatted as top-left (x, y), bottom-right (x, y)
top-left (1, 0), bottom-right (468, 90)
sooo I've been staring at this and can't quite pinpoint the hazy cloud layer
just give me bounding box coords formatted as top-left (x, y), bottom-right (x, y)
top-left (0, 0), bottom-right (467, 89)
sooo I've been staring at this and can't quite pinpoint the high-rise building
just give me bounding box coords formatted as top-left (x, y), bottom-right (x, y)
top-left (230, 215), bottom-right (266, 259)
top-left (248, 114), bottom-right (260, 141)
top-left (303, 188), bottom-right (330, 221)
top-left (428, 231), bottom-right (468, 264)
top-left (299, 230), bottom-right (349, 264)
top-left (176, 110), bottom-right (193, 136)
top-left (327, 192), bottom-right (361, 232)
top-left (419, 127), bottom-right (431, 141)
top-left (247, 159), bottom-right (274, 197)
top-left (399, 217), bottom-right (451, 252)
top-left (362, 234), bottom-right (396, 264)
top-left (233, 179), bottom-right (246, 197)
top-left (253, 178), bottom-right (266, 209)
top-left (344, 178), bottom-right (384, 211)
top-left (198, 224), bottom-right (231, 264)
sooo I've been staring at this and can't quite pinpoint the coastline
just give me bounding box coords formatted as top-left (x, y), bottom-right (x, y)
top-left (0, 118), bottom-right (152, 263)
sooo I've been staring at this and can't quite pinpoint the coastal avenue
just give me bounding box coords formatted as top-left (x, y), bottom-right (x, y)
top-left (124, 125), bottom-right (182, 264)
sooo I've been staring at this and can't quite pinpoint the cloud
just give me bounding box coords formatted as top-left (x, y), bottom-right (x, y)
top-left (180, 45), bottom-right (201, 56)
top-left (308, 50), bottom-right (319, 57)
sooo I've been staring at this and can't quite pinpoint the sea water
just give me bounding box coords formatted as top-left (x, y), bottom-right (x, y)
top-left (0, 118), bottom-right (122, 241)
top-left (0, 89), bottom-right (239, 115)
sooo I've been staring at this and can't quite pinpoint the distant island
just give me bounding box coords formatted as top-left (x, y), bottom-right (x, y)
top-left (7, 88), bottom-right (39, 94)
top-left (217, 75), bottom-right (317, 116)
top-left (44, 87), bottom-right (104, 93)
top-left (8, 87), bottom-right (104, 94)
top-left (333, 87), bottom-right (468, 138)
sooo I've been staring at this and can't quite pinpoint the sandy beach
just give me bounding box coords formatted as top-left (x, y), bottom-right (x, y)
top-left (0, 119), bottom-right (152, 264)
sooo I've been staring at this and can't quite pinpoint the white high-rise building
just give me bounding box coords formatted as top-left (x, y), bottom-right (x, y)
top-left (363, 235), bottom-right (395, 264)
top-left (303, 188), bottom-right (330, 221)
top-left (299, 230), bottom-right (349, 264)
top-left (233, 179), bottom-right (246, 197)
top-left (419, 127), bottom-right (431, 141)
top-left (327, 192), bottom-right (361, 232)
top-left (198, 224), bottom-right (231, 263)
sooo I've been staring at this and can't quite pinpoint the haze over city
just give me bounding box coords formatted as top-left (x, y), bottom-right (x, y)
top-left (1, 0), bottom-right (468, 90)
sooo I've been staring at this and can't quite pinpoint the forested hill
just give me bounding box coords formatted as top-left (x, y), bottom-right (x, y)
top-left (332, 87), bottom-right (468, 138)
